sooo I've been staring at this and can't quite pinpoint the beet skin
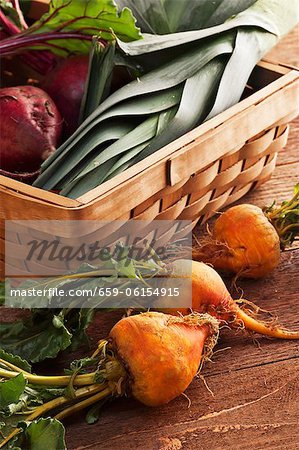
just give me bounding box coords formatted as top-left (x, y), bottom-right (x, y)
top-left (0, 85), bottom-right (62, 176)
top-left (41, 55), bottom-right (88, 136)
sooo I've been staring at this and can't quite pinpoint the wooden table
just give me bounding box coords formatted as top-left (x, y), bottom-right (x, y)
top-left (1, 29), bottom-right (298, 450)
top-left (61, 28), bottom-right (299, 450)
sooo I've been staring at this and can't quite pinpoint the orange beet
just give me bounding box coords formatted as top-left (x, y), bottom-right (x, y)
top-left (161, 260), bottom-right (299, 340)
top-left (194, 204), bottom-right (281, 278)
top-left (109, 312), bottom-right (219, 406)
top-left (0, 311), bottom-right (220, 449)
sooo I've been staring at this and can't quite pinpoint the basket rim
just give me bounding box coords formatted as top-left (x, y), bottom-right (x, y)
top-left (1, 59), bottom-right (298, 210)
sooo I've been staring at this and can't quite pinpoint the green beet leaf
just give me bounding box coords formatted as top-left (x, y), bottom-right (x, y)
top-left (0, 312), bottom-right (72, 363)
top-left (0, 0), bottom-right (141, 57)
top-left (0, 374), bottom-right (26, 411)
top-left (32, 0), bottom-right (141, 52)
top-left (16, 418), bottom-right (66, 450)
top-left (0, 349), bottom-right (31, 373)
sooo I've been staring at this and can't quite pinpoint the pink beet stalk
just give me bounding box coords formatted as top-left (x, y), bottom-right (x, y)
top-left (0, 10), bottom-right (57, 74)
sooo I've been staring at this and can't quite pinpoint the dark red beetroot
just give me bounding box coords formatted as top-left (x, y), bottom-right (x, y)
top-left (0, 167), bottom-right (41, 184)
top-left (42, 55), bottom-right (132, 136)
top-left (41, 55), bottom-right (89, 136)
top-left (0, 85), bottom-right (62, 180)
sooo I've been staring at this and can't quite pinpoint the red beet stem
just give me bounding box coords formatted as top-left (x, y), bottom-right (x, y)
top-left (0, 11), bottom-right (56, 74)
top-left (12, 0), bottom-right (28, 30)
top-left (0, 10), bottom-right (20, 35)
top-left (0, 32), bottom-right (105, 56)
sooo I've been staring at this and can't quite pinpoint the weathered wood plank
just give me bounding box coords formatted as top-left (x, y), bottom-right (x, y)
top-left (266, 26), bottom-right (299, 67)
top-left (65, 358), bottom-right (299, 449)
top-left (277, 117), bottom-right (299, 166)
top-left (231, 162), bottom-right (298, 208)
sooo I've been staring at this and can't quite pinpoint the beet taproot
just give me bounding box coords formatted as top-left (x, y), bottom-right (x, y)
top-left (194, 204), bottom-right (280, 278)
top-left (0, 85), bottom-right (62, 177)
top-left (160, 260), bottom-right (299, 340)
top-left (109, 311), bottom-right (218, 406)
top-left (41, 55), bottom-right (89, 136)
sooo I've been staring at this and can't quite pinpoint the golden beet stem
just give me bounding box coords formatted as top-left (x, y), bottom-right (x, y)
top-left (0, 368), bottom-right (97, 386)
top-left (0, 358), bottom-right (31, 375)
top-left (0, 429), bottom-right (20, 449)
top-left (54, 387), bottom-right (112, 421)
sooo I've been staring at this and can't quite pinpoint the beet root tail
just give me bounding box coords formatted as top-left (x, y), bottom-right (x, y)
top-left (235, 307), bottom-right (299, 340)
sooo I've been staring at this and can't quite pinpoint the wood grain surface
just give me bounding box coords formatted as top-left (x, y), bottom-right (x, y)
top-left (1, 26), bottom-right (299, 450)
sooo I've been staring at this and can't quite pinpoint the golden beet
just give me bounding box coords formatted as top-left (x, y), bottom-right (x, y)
top-left (0, 312), bottom-right (219, 448)
top-left (109, 312), bottom-right (218, 406)
top-left (210, 204), bottom-right (280, 278)
top-left (194, 185), bottom-right (299, 279)
top-left (160, 260), bottom-right (299, 340)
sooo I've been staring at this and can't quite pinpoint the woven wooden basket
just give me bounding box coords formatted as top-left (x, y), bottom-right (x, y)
top-left (1, 60), bottom-right (299, 277)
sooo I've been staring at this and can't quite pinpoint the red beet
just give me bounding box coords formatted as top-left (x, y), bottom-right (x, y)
top-left (41, 55), bottom-right (88, 136)
top-left (0, 167), bottom-right (41, 184)
top-left (0, 86), bottom-right (62, 175)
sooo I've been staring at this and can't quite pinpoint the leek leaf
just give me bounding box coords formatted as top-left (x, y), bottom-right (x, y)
top-left (62, 57), bottom-right (226, 195)
top-left (63, 114), bottom-right (161, 193)
top-left (37, 85), bottom-right (184, 189)
top-left (54, 121), bottom-right (136, 189)
top-left (38, 33), bottom-right (233, 175)
top-left (134, 56), bottom-right (227, 164)
top-left (116, 0), bottom-right (257, 34)
top-left (35, 35), bottom-right (233, 189)
top-left (104, 140), bottom-right (153, 180)
top-left (207, 28), bottom-right (276, 119)
top-left (80, 40), bottom-right (116, 123)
